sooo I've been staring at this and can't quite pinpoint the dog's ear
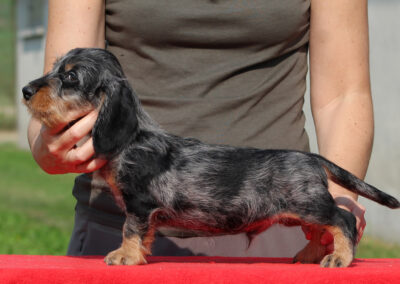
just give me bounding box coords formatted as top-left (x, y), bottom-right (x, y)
top-left (93, 82), bottom-right (138, 158)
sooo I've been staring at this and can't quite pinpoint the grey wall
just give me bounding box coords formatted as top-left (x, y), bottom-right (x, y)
top-left (304, 0), bottom-right (400, 243)
top-left (16, 0), bottom-right (47, 149)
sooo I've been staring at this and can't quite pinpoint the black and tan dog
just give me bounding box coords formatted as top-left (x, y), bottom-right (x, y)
top-left (23, 48), bottom-right (399, 267)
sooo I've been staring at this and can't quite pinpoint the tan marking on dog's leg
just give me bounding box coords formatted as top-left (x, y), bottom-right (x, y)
top-left (100, 166), bottom-right (126, 211)
top-left (141, 226), bottom-right (157, 255)
top-left (104, 234), bottom-right (148, 265)
top-left (293, 225), bottom-right (326, 264)
top-left (320, 226), bottom-right (354, 268)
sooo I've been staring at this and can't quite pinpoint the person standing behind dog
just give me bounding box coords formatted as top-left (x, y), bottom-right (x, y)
top-left (28, 0), bottom-right (372, 257)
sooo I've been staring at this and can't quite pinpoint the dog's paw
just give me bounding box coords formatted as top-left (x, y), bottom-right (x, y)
top-left (320, 253), bottom-right (352, 268)
top-left (104, 247), bottom-right (147, 265)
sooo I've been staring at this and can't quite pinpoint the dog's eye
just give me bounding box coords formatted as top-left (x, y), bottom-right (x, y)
top-left (66, 72), bottom-right (78, 82)
top-left (63, 71), bottom-right (79, 83)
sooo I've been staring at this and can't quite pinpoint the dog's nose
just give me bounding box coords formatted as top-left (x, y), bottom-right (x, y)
top-left (22, 86), bottom-right (36, 101)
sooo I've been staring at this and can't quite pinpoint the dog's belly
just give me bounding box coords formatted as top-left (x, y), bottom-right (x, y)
top-left (156, 226), bottom-right (223, 238)
top-left (151, 209), bottom-right (303, 239)
top-left (151, 209), bottom-right (228, 237)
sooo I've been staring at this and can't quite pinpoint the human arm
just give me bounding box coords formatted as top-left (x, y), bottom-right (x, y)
top-left (308, 0), bottom-right (373, 244)
top-left (28, 0), bottom-right (107, 174)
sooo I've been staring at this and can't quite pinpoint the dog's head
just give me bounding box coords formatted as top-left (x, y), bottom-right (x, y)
top-left (23, 48), bottom-right (139, 158)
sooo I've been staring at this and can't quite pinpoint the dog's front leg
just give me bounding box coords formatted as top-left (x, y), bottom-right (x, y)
top-left (104, 214), bottom-right (152, 265)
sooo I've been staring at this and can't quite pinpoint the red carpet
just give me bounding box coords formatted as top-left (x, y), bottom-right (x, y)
top-left (1, 255), bottom-right (399, 283)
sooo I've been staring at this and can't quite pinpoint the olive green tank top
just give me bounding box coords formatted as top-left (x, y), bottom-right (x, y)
top-left (105, 0), bottom-right (310, 150)
top-left (70, 0), bottom-right (311, 257)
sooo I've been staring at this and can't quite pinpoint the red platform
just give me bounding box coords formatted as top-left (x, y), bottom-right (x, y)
top-left (1, 255), bottom-right (399, 283)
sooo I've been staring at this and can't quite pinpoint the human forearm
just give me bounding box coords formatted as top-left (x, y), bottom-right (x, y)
top-left (309, 0), bottom-right (373, 198)
top-left (27, 0), bottom-right (106, 174)
top-left (45, 0), bottom-right (105, 72)
top-left (312, 91), bottom-right (374, 199)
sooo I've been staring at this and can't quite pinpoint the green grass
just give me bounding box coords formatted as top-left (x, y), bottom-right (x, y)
top-left (0, 208), bottom-right (70, 255)
top-left (0, 143), bottom-right (400, 257)
top-left (0, 143), bottom-right (77, 255)
top-left (357, 236), bottom-right (400, 258)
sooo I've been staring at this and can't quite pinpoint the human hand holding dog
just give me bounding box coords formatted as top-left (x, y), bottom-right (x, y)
top-left (329, 181), bottom-right (367, 244)
top-left (28, 110), bottom-right (107, 174)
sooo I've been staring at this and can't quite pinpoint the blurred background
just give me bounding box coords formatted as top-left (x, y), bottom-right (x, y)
top-left (0, 0), bottom-right (399, 256)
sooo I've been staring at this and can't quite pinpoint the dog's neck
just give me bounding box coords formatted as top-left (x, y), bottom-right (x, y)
top-left (134, 98), bottom-right (165, 136)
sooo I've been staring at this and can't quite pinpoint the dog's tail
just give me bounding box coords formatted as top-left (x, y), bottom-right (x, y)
top-left (312, 154), bottom-right (400, 209)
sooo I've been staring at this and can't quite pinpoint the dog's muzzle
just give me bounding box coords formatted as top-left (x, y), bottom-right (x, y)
top-left (22, 85), bottom-right (37, 101)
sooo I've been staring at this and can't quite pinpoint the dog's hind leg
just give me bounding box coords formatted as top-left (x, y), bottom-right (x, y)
top-left (291, 192), bottom-right (357, 267)
top-left (293, 207), bottom-right (357, 267)
top-left (319, 207), bottom-right (357, 268)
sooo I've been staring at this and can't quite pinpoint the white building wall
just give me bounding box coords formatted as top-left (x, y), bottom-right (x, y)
top-left (16, 0), bottom-right (47, 149)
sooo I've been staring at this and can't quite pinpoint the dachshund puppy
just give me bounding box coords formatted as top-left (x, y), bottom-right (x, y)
top-left (23, 48), bottom-right (399, 267)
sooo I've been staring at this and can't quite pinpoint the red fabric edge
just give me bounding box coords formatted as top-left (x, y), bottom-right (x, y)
top-left (1, 255), bottom-right (399, 284)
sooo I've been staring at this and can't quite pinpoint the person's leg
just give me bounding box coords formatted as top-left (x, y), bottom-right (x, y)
top-left (67, 204), bottom-right (124, 256)
top-left (151, 225), bottom-right (307, 257)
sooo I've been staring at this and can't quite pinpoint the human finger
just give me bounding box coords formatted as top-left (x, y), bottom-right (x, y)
top-left (57, 110), bottom-right (98, 150)
top-left (335, 196), bottom-right (366, 244)
top-left (65, 137), bottom-right (97, 165)
top-left (48, 108), bottom-right (93, 135)
top-left (74, 157), bottom-right (108, 173)
top-left (351, 203), bottom-right (366, 244)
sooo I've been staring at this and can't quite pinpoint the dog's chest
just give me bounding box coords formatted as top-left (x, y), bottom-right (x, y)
top-left (96, 165), bottom-right (126, 212)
